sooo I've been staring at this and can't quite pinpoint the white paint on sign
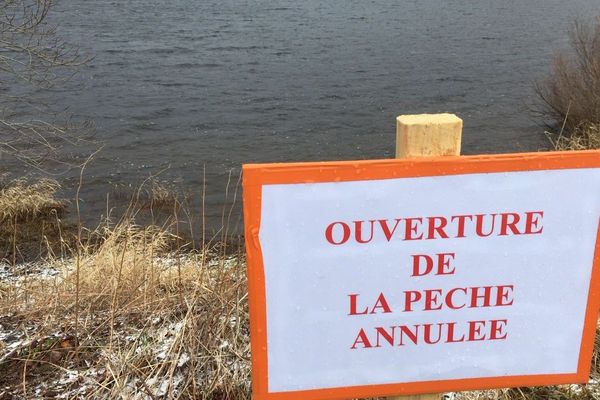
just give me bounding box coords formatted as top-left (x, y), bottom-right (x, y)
top-left (258, 168), bottom-right (600, 392)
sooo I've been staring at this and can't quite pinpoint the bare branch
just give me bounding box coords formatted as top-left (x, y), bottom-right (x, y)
top-left (0, 0), bottom-right (95, 173)
top-left (535, 16), bottom-right (600, 134)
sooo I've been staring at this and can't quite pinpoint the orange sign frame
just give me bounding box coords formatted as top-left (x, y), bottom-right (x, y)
top-left (242, 150), bottom-right (600, 400)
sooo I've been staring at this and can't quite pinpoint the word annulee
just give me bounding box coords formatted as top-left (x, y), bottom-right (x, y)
top-left (325, 210), bottom-right (544, 245)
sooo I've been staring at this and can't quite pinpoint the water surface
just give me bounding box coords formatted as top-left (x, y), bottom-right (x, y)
top-left (8, 0), bottom-right (600, 228)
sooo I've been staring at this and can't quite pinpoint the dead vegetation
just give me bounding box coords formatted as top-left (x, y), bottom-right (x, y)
top-left (0, 239), bottom-right (250, 399)
top-left (0, 177), bottom-right (251, 399)
top-left (536, 17), bottom-right (600, 150)
top-left (0, 178), bottom-right (66, 222)
top-left (547, 122), bottom-right (600, 151)
top-left (0, 178), bottom-right (69, 264)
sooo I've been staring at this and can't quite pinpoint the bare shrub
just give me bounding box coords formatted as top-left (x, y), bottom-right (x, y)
top-left (535, 17), bottom-right (600, 137)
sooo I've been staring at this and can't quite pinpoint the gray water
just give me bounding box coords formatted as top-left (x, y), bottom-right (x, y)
top-left (8, 0), bottom-right (600, 228)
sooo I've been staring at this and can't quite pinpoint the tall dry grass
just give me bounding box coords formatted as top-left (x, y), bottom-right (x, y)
top-left (0, 176), bottom-right (251, 399)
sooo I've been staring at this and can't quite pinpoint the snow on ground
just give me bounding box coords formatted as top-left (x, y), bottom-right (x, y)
top-left (0, 254), bottom-right (248, 398)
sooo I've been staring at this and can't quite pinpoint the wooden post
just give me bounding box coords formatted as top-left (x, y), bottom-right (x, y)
top-left (389, 112), bottom-right (463, 400)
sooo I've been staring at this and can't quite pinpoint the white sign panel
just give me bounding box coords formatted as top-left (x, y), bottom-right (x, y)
top-left (242, 152), bottom-right (600, 400)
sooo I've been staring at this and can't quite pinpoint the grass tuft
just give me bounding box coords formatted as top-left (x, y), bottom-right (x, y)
top-left (0, 178), bottom-right (66, 222)
top-left (0, 178), bottom-right (70, 263)
top-left (547, 122), bottom-right (600, 150)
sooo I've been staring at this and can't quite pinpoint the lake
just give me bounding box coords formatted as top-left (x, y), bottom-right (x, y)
top-left (7, 0), bottom-right (600, 230)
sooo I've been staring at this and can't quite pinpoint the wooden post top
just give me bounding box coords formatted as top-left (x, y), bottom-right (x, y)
top-left (396, 113), bottom-right (462, 125)
top-left (396, 113), bottom-right (463, 158)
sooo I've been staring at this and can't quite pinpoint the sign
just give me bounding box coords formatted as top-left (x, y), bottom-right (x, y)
top-left (242, 150), bottom-right (600, 400)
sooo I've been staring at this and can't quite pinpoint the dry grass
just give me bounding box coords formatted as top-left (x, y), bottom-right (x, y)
top-left (547, 122), bottom-right (600, 151)
top-left (0, 225), bottom-right (250, 398)
top-left (0, 178), bottom-right (66, 222)
top-left (0, 177), bottom-right (251, 399)
top-left (146, 180), bottom-right (179, 210)
top-left (0, 178), bottom-right (70, 264)
top-left (109, 179), bottom-right (180, 212)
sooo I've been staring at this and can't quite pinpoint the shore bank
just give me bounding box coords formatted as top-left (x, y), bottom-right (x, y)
top-left (2, 252), bottom-right (600, 399)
